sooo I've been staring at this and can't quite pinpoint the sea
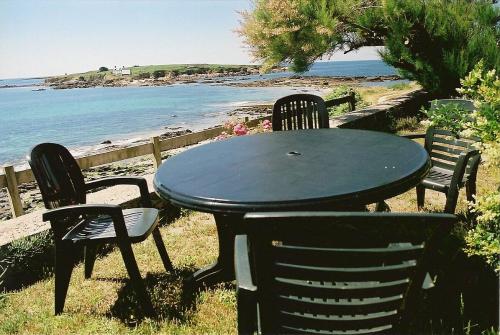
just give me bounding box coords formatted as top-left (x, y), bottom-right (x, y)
top-left (0, 60), bottom-right (399, 166)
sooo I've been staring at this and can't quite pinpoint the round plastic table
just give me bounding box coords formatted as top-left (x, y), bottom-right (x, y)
top-left (154, 129), bottom-right (430, 286)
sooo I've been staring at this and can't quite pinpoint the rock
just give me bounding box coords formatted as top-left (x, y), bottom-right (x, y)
top-left (101, 140), bottom-right (112, 144)
top-left (165, 126), bottom-right (183, 130)
top-left (160, 129), bottom-right (193, 139)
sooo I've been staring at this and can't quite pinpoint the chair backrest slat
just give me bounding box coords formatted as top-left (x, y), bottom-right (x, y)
top-left (277, 294), bottom-right (403, 317)
top-left (431, 144), bottom-right (465, 156)
top-left (273, 94), bottom-right (329, 131)
top-left (278, 310), bottom-right (398, 333)
top-left (273, 244), bottom-right (423, 267)
top-left (431, 151), bottom-right (460, 164)
top-left (243, 212), bottom-right (456, 335)
top-left (275, 277), bottom-right (410, 299)
top-left (432, 136), bottom-right (472, 148)
top-left (274, 261), bottom-right (417, 282)
top-left (431, 160), bottom-right (457, 171)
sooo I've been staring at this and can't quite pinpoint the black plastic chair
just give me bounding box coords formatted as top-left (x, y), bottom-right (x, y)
top-left (235, 211), bottom-right (456, 335)
top-left (28, 143), bottom-right (173, 317)
top-left (404, 127), bottom-right (481, 214)
top-left (272, 94), bottom-right (329, 131)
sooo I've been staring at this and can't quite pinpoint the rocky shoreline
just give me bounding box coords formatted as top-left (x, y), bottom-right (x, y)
top-left (44, 68), bottom-right (400, 90)
top-left (223, 75), bottom-right (402, 88)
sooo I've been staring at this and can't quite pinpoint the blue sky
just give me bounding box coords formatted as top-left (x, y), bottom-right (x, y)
top-left (0, 0), bottom-right (380, 79)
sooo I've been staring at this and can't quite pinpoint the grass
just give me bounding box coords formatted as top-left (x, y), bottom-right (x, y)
top-left (357, 82), bottom-right (420, 106)
top-left (0, 123), bottom-right (498, 334)
top-left (323, 82), bottom-right (421, 117)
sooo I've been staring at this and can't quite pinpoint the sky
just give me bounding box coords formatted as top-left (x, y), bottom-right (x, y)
top-left (0, 0), bottom-right (381, 79)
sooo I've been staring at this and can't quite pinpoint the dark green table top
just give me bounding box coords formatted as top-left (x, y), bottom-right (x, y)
top-left (154, 129), bottom-right (430, 214)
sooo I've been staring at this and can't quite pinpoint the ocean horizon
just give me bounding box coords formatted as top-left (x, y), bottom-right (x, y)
top-left (0, 60), bottom-right (399, 167)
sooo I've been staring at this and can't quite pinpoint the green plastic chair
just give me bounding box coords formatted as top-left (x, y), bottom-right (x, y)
top-left (29, 143), bottom-right (173, 317)
top-left (404, 127), bottom-right (481, 213)
top-left (272, 94), bottom-right (329, 131)
top-left (235, 211), bottom-right (456, 335)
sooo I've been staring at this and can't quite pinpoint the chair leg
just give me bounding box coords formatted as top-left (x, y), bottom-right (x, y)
top-left (54, 243), bottom-right (75, 315)
top-left (466, 181), bottom-right (476, 203)
top-left (152, 227), bottom-right (174, 272)
top-left (444, 191), bottom-right (459, 214)
top-left (84, 245), bottom-right (98, 279)
top-left (375, 201), bottom-right (391, 212)
top-left (117, 240), bottom-right (156, 318)
top-left (416, 185), bottom-right (425, 210)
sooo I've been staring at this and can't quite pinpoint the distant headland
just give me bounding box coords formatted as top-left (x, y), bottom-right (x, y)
top-left (44, 63), bottom-right (400, 90)
top-left (44, 64), bottom-right (267, 89)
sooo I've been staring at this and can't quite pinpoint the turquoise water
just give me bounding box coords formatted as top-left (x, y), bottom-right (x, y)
top-left (0, 60), bottom-right (398, 166)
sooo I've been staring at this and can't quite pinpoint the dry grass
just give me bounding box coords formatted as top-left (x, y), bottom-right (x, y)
top-left (0, 126), bottom-right (498, 334)
top-left (358, 82), bottom-right (421, 106)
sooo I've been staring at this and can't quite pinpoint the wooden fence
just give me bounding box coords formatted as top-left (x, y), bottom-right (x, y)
top-left (0, 94), bottom-right (355, 218)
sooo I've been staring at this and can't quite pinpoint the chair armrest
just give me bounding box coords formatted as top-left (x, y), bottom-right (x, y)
top-left (401, 133), bottom-right (426, 139)
top-left (450, 149), bottom-right (481, 190)
top-left (235, 234), bottom-right (258, 335)
top-left (42, 204), bottom-right (129, 239)
top-left (86, 177), bottom-right (152, 207)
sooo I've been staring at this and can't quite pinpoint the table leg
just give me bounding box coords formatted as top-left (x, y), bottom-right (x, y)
top-left (188, 214), bottom-right (241, 288)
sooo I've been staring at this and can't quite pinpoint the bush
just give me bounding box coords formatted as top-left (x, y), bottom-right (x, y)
top-left (458, 61), bottom-right (500, 144)
top-left (453, 62), bottom-right (500, 271)
top-left (169, 69), bottom-right (180, 77)
top-left (152, 70), bottom-right (166, 79)
top-left (466, 192), bottom-right (500, 271)
top-left (324, 86), bottom-right (365, 117)
top-left (0, 231), bottom-right (55, 291)
top-left (98, 66), bottom-right (109, 72)
top-left (421, 102), bottom-right (472, 135)
top-left (134, 72), bottom-right (151, 80)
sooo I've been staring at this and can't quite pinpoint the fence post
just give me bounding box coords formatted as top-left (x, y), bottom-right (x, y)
top-left (349, 91), bottom-right (356, 111)
top-left (150, 136), bottom-right (162, 169)
top-left (3, 165), bottom-right (24, 218)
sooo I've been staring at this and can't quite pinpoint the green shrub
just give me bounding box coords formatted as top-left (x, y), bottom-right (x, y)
top-left (0, 231), bottom-right (55, 291)
top-left (458, 61), bottom-right (500, 144)
top-left (324, 85), bottom-right (365, 117)
top-left (134, 72), bottom-right (151, 80)
top-left (152, 70), bottom-right (166, 79)
top-left (421, 102), bottom-right (472, 135)
top-left (98, 66), bottom-right (109, 72)
top-left (392, 117), bottom-right (420, 132)
top-left (169, 69), bottom-right (180, 77)
top-left (465, 192), bottom-right (500, 271)
top-left (455, 62), bottom-right (500, 270)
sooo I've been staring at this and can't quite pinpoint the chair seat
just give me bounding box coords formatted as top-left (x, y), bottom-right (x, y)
top-left (421, 167), bottom-right (467, 192)
top-left (63, 208), bottom-right (159, 244)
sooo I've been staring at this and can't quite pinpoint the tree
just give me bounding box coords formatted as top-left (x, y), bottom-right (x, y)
top-left (152, 70), bottom-right (166, 79)
top-left (239, 0), bottom-right (499, 97)
top-left (98, 66), bottom-right (109, 72)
